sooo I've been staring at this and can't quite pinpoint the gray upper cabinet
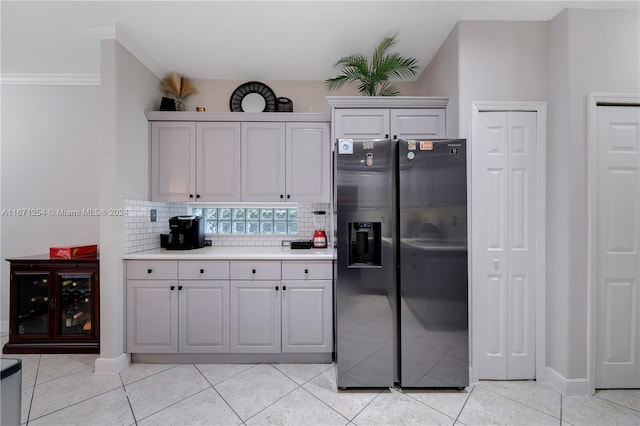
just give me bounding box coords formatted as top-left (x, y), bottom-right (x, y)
top-left (333, 108), bottom-right (446, 140)
top-left (150, 121), bottom-right (241, 202)
top-left (332, 108), bottom-right (390, 139)
top-left (286, 122), bottom-right (331, 203)
top-left (150, 121), bottom-right (196, 202)
top-left (326, 96), bottom-right (449, 142)
top-left (391, 109), bottom-right (445, 140)
top-left (241, 122), bottom-right (286, 202)
top-left (242, 122), bottom-right (330, 203)
top-left (149, 114), bottom-right (329, 203)
top-left (197, 122), bottom-right (242, 201)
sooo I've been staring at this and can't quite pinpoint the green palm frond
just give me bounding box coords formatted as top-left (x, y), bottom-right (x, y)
top-left (325, 34), bottom-right (419, 96)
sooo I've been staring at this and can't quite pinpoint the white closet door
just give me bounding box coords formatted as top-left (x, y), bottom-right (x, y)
top-left (595, 105), bottom-right (640, 389)
top-left (475, 111), bottom-right (537, 380)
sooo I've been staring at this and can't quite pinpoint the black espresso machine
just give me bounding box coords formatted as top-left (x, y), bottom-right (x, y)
top-left (164, 216), bottom-right (205, 250)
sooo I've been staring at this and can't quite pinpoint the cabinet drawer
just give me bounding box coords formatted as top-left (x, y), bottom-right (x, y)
top-left (178, 261), bottom-right (229, 280)
top-left (230, 261), bottom-right (281, 280)
top-left (282, 261), bottom-right (332, 280)
top-left (126, 261), bottom-right (178, 280)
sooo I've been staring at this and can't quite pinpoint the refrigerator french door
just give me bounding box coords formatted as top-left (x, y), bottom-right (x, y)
top-left (335, 138), bottom-right (468, 389)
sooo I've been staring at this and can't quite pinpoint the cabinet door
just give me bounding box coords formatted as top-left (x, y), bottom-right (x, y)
top-left (242, 122), bottom-right (286, 201)
top-left (390, 109), bottom-right (446, 139)
top-left (286, 122), bottom-right (331, 203)
top-left (57, 270), bottom-right (98, 340)
top-left (230, 281), bottom-right (281, 353)
top-left (178, 281), bottom-right (229, 353)
top-left (150, 122), bottom-right (196, 202)
top-left (11, 271), bottom-right (52, 338)
top-left (281, 280), bottom-right (332, 353)
top-left (333, 109), bottom-right (390, 139)
top-left (197, 122), bottom-right (241, 201)
top-left (126, 280), bottom-right (178, 353)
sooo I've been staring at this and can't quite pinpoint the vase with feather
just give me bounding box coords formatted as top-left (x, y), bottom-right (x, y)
top-left (160, 73), bottom-right (198, 111)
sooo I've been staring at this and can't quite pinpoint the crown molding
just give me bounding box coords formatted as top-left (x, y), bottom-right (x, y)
top-left (0, 74), bottom-right (100, 86)
top-left (86, 22), bottom-right (166, 80)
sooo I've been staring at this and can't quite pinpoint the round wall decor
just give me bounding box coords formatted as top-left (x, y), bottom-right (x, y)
top-left (229, 81), bottom-right (277, 112)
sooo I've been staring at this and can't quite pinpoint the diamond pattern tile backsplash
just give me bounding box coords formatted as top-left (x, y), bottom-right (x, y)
top-left (123, 199), bottom-right (330, 254)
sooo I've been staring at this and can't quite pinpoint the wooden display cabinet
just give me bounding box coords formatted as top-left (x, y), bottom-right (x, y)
top-left (3, 254), bottom-right (99, 354)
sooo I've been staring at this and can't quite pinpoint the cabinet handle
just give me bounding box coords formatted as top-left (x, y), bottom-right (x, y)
top-left (283, 286), bottom-right (287, 291)
top-left (189, 194), bottom-right (194, 199)
top-left (304, 269), bottom-right (309, 274)
top-left (393, 134), bottom-right (397, 140)
top-left (170, 285), bottom-right (175, 290)
top-left (287, 194), bottom-right (290, 199)
top-left (280, 194), bottom-right (284, 199)
top-left (385, 134), bottom-right (389, 139)
top-left (196, 194), bottom-right (201, 199)
top-left (200, 269), bottom-right (205, 274)
top-left (252, 269), bottom-right (256, 274)
top-left (147, 269), bottom-right (152, 274)
top-left (275, 286), bottom-right (279, 291)
top-left (178, 286), bottom-right (183, 291)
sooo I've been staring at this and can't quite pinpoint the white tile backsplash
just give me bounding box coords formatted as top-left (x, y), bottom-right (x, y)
top-left (122, 199), bottom-right (330, 253)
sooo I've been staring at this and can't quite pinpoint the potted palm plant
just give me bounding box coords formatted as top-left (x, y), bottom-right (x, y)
top-left (325, 35), bottom-right (419, 96)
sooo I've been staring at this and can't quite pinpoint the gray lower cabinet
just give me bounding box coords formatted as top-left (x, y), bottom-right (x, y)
top-left (126, 260), bottom-right (230, 353)
top-left (230, 280), bottom-right (281, 353)
top-left (229, 261), bottom-right (282, 353)
top-left (126, 259), bottom-right (333, 356)
top-left (229, 260), bottom-right (333, 354)
top-left (281, 260), bottom-right (333, 353)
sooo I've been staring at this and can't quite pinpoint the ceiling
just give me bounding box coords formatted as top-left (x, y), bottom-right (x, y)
top-left (1, 1), bottom-right (638, 82)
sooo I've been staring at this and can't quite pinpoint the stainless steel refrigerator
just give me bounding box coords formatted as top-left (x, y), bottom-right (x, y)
top-left (334, 138), bottom-right (468, 388)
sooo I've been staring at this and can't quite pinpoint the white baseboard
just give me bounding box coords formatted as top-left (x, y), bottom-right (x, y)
top-left (469, 366), bottom-right (478, 385)
top-left (546, 366), bottom-right (590, 396)
top-left (95, 353), bottom-right (130, 375)
top-left (1, 320), bottom-right (8, 333)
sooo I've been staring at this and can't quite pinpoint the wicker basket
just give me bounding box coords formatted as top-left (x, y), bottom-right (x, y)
top-left (276, 97), bottom-right (293, 112)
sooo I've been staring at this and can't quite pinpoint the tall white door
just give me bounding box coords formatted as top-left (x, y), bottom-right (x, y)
top-left (595, 105), bottom-right (640, 389)
top-left (475, 111), bottom-right (538, 380)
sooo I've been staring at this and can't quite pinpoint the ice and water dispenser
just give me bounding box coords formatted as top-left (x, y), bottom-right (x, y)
top-left (348, 222), bottom-right (382, 267)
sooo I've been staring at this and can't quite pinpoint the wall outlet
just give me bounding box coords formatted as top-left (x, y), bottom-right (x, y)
top-left (150, 209), bottom-right (157, 222)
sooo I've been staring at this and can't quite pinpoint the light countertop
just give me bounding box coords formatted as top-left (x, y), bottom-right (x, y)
top-left (123, 246), bottom-right (335, 261)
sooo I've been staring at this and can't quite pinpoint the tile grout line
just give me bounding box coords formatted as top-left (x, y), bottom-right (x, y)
top-left (126, 364), bottom-right (216, 424)
top-left (119, 371), bottom-right (138, 425)
top-left (345, 387), bottom-right (386, 423)
top-left (297, 380), bottom-right (352, 424)
top-left (477, 383), bottom-right (563, 422)
top-left (453, 384), bottom-right (475, 425)
top-left (24, 354), bottom-right (41, 425)
top-left (594, 393), bottom-right (640, 414)
top-left (26, 381), bottom-right (124, 423)
top-left (121, 363), bottom-right (180, 387)
top-left (270, 364), bottom-right (356, 424)
top-left (239, 364), bottom-right (304, 423)
top-left (401, 386), bottom-right (471, 424)
top-left (193, 363), bottom-right (245, 424)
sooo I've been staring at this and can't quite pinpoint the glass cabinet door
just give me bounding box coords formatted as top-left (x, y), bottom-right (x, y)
top-left (14, 272), bottom-right (51, 335)
top-left (58, 273), bottom-right (93, 335)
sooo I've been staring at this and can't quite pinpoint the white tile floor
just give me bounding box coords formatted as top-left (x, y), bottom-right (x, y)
top-left (2, 335), bottom-right (639, 425)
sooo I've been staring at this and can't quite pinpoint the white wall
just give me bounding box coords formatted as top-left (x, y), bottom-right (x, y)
top-left (457, 21), bottom-right (549, 139)
top-left (97, 39), bottom-right (161, 366)
top-left (413, 23), bottom-right (460, 138)
top-left (186, 79), bottom-right (418, 114)
top-left (0, 84), bottom-right (100, 330)
top-left (546, 8), bottom-right (640, 383)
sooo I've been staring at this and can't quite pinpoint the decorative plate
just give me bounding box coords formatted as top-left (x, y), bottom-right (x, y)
top-left (229, 81), bottom-right (277, 112)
